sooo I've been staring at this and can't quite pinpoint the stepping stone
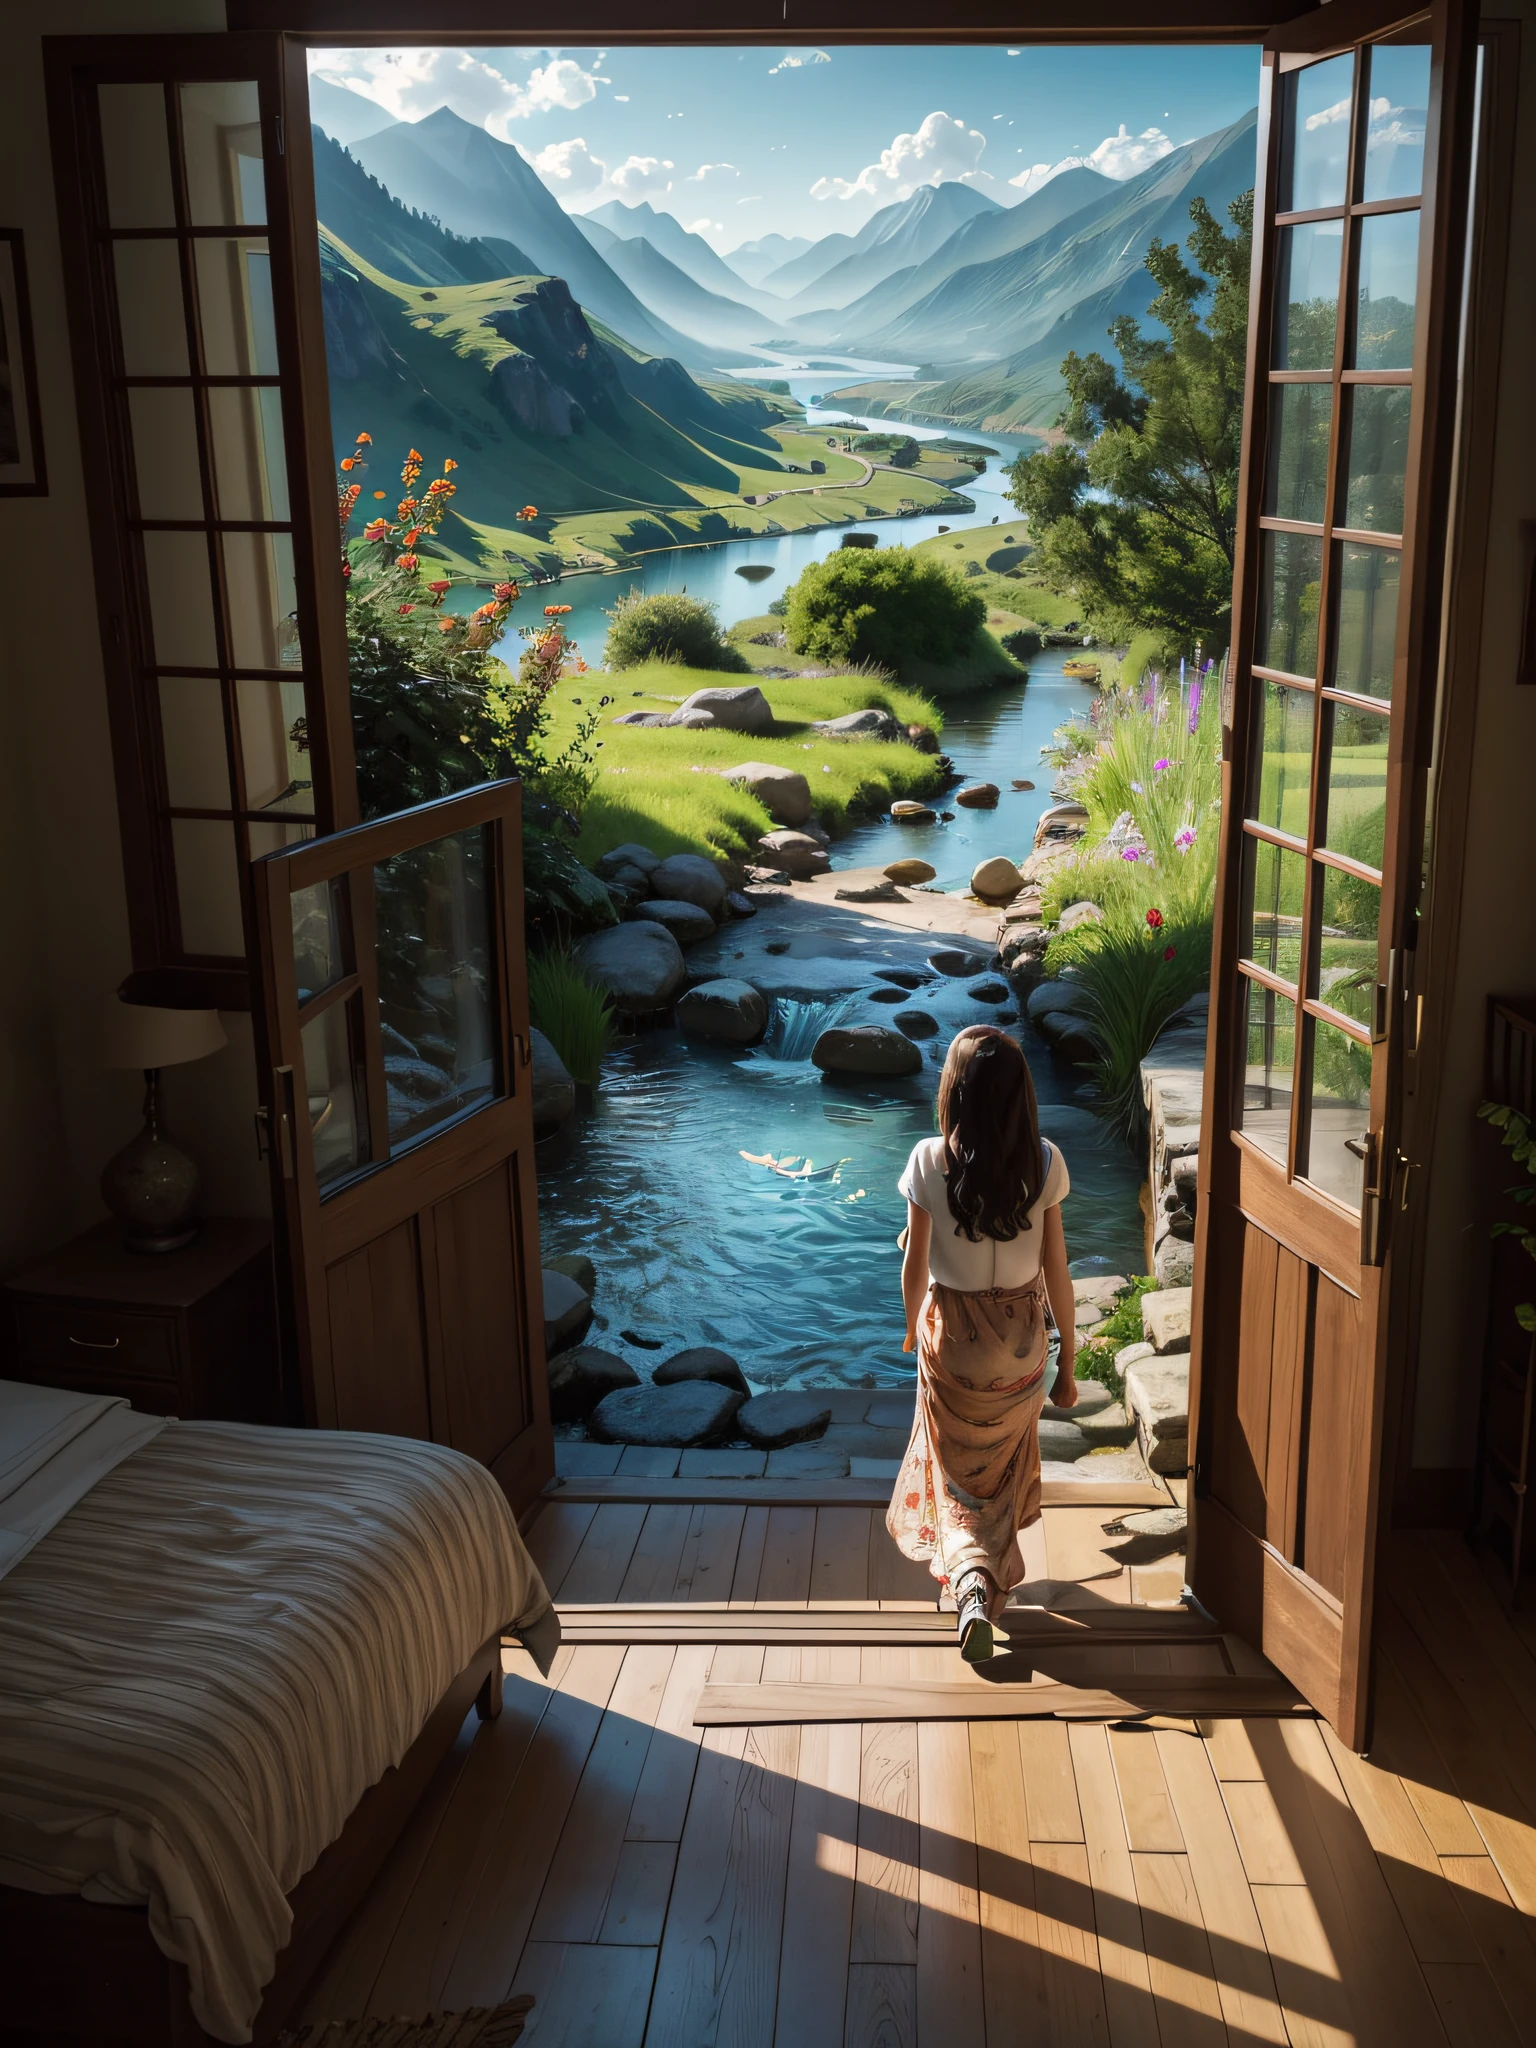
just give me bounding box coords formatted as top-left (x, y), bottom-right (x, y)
top-left (1075, 1401), bottom-right (1138, 1448)
top-left (635, 898), bottom-right (717, 944)
top-left (1038, 1418), bottom-right (1093, 1461)
top-left (929, 948), bottom-right (990, 977)
top-left (589, 1381), bottom-right (746, 1447)
top-left (1123, 1358), bottom-right (1190, 1475)
top-left (654, 1346), bottom-right (752, 1396)
top-left (1141, 1286), bottom-right (1193, 1354)
top-left (873, 968), bottom-right (928, 990)
top-left (543, 1268), bottom-right (593, 1356)
top-left (547, 1345), bottom-right (640, 1424)
top-left (766, 1443), bottom-right (850, 1477)
top-left (956, 782), bottom-right (1000, 808)
top-left (678, 1447), bottom-right (769, 1477)
top-left (738, 1391), bottom-right (833, 1449)
top-left (1043, 1379), bottom-right (1111, 1419)
top-left (864, 1392), bottom-right (916, 1430)
top-left (546, 1252), bottom-right (597, 1301)
top-left (1102, 1506), bottom-right (1188, 1564)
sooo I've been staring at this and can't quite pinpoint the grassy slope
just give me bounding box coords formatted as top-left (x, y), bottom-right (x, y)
top-left (910, 521), bottom-right (1082, 633)
top-left (542, 662), bottom-right (945, 866)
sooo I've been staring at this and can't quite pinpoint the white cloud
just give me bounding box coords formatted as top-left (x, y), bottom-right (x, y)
top-left (737, 195), bottom-right (763, 205)
top-left (609, 154), bottom-right (675, 198)
top-left (769, 49), bottom-right (832, 74)
top-left (685, 217), bottom-right (724, 235)
top-left (527, 137), bottom-right (674, 205)
top-left (1008, 122), bottom-right (1174, 194)
top-left (614, 93), bottom-right (629, 101)
top-left (312, 48), bottom-right (600, 141)
top-left (686, 161), bottom-right (739, 182)
top-left (1305, 96), bottom-right (1353, 132)
top-left (811, 110), bottom-right (989, 203)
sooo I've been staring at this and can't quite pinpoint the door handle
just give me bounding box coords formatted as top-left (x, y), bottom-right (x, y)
top-left (1360, 1129), bottom-right (1386, 1267)
top-left (68, 1335), bottom-right (120, 1350)
top-left (272, 1065), bottom-right (298, 1181)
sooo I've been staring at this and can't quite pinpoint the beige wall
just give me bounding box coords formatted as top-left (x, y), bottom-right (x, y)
top-left (0, 0), bottom-right (271, 1276)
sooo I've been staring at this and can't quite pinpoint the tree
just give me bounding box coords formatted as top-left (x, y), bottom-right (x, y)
top-left (1005, 191), bottom-right (1253, 654)
top-left (602, 591), bottom-right (748, 673)
top-left (782, 546), bottom-right (985, 673)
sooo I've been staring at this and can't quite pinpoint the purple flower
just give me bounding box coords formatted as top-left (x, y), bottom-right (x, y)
top-left (1121, 847), bottom-right (1142, 862)
top-left (1188, 676), bottom-right (1203, 732)
top-left (1130, 780), bottom-right (1144, 793)
top-left (1175, 828), bottom-right (1197, 852)
top-left (1153, 757), bottom-right (1171, 773)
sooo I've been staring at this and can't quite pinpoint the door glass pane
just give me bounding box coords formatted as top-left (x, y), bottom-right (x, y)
top-left (1343, 385), bottom-right (1411, 533)
top-left (1304, 1018), bottom-right (1373, 1209)
top-left (1273, 220), bottom-right (1343, 369)
top-left (1352, 210), bottom-right (1419, 369)
top-left (98, 85), bottom-right (175, 229)
top-left (1242, 834), bottom-right (1306, 984)
top-left (1331, 542), bottom-right (1400, 700)
top-left (1239, 977), bottom-right (1296, 1170)
top-left (159, 677), bottom-right (230, 809)
top-left (144, 530), bottom-right (218, 668)
top-left (1278, 53), bottom-right (1355, 213)
top-left (237, 676), bottom-right (312, 812)
top-left (1265, 384), bottom-right (1332, 524)
top-left (114, 242), bottom-right (188, 375)
top-left (1318, 860), bottom-right (1379, 1028)
top-left (209, 385), bottom-right (290, 521)
top-left (1253, 681), bottom-right (1314, 837)
top-left (1361, 43), bottom-right (1431, 201)
top-left (180, 83), bottom-right (267, 225)
top-left (194, 238), bottom-right (277, 375)
top-left (291, 877), bottom-right (347, 1002)
top-left (250, 818), bottom-right (314, 856)
top-left (374, 828), bottom-right (502, 1152)
top-left (128, 387), bottom-right (204, 521)
top-left (1258, 530), bottom-right (1323, 677)
top-left (300, 993), bottom-right (370, 1188)
top-left (1322, 701), bottom-right (1389, 868)
top-left (224, 530), bottom-right (300, 669)
top-left (171, 818), bottom-right (244, 954)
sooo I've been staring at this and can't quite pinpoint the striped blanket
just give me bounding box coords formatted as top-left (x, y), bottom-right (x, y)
top-left (0, 1413), bottom-right (552, 2043)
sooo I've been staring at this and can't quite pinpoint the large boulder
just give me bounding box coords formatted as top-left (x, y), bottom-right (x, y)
top-left (1026, 978), bottom-right (1089, 1023)
top-left (884, 858), bottom-right (936, 885)
top-left (589, 1380), bottom-right (746, 1447)
top-left (595, 842), bottom-right (660, 879)
top-left (654, 1346), bottom-right (752, 1396)
top-left (529, 1027), bottom-right (575, 1141)
top-left (971, 856), bottom-right (1024, 903)
top-left (650, 853), bottom-right (728, 914)
top-left (755, 830), bottom-right (830, 880)
top-left (712, 761), bottom-right (812, 826)
top-left (546, 1252), bottom-right (597, 1300)
top-left (542, 1268), bottom-right (593, 1355)
top-left (546, 1345), bottom-right (639, 1423)
top-left (812, 1025), bottom-right (923, 1078)
top-left (676, 979), bottom-right (769, 1046)
top-left (611, 709), bottom-right (670, 726)
top-left (956, 782), bottom-right (1000, 809)
top-left (573, 921), bottom-right (686, 1016)
top-left (890, 800), bottom-right (937, 825)
top-left (813, 707), bottom-right (902, 743)
top-left (1141, 1286), bottom-right (1193, 1354)
top-left (737, 1392), bottom-right (832, 1449)
top-left (635, 898), bottom-right (717, 945)
top-left (1123, 1357), bottom-right (1190, 1475)
top-left (666, 685), bottom-right (774, 734)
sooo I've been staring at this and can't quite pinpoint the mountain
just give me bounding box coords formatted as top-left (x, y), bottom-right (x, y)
top-left (575, 216), bottom-right (775, 352)
top-left (311, 127), bottom-right (535, 288)
top-left (724, 233), bottom-right (813, 287)
top-left (346, 107), bottom-right (718, 370)
top-left (581, 200), bottom-right (776, 313)
top-left (759, 182), bottom-right (1000, 305)
top-left (306, 74), bottom-right (396, 147)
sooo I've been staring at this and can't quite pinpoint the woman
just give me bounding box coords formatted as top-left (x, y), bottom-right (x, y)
top-left (888, 1025), bottom-right (1077, 1662)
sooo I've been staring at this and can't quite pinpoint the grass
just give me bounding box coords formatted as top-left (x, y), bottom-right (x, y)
top-left (910, 521), bottom-right (1083, 634)
top-left (539, 660), bottom-right (946, 867)
top-left (527, 949), bottom-right (616, 1086)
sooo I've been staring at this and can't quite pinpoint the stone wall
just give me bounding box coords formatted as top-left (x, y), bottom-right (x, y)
top-left (1139, 993), bottom-right (1209, 1289)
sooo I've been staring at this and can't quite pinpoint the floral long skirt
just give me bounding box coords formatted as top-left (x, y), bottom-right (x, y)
top-left (886, 1274), bottom-right (1050, 1601)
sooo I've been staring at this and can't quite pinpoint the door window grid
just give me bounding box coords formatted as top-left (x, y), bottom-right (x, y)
top-left (1238, 37), bottom-right (1425, 1208)
top-left (92, 79), bottom-right (318, 965)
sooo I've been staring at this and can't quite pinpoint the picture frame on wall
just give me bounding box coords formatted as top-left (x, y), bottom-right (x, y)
top-left (0, 230), bottom-right (46, 497)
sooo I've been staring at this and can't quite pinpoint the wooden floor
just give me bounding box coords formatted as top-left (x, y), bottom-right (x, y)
top-left (295, 1502), bottom-right (1536, 2047)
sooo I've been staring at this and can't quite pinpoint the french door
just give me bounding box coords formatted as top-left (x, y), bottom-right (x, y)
top-left (252, 782), bottom-right (553, 1513)
top-left (1188, 0), bottom-right (1477, 1743)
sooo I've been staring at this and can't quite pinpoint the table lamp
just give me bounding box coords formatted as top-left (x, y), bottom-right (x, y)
top-left (101, 999), bottom-right (228, 1252)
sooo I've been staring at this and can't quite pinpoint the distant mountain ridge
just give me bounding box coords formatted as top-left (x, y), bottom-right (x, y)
top-left (724, 232), bottom-right (813, 287)
top-left (576, 215), bottom-right (777, 352)
top-left (758, 181), bottom-right (1000, 304)
top-left (581, 199), bottom-right (780, 317)
top-left (311, 127), bottom-right (536, 288)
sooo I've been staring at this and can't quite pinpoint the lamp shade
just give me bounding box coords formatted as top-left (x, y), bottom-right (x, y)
top-left (102, 1000), bottom-right (227, 1071)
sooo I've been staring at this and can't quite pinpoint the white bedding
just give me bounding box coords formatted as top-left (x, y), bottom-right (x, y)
top-left (0, 1397), bottom-right (552, 2043)
top-left (0, 1378), bottom-right (165, 1578)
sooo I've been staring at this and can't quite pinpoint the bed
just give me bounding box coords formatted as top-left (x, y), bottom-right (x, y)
top-left (0, 1379), bottom-right (555, 2046)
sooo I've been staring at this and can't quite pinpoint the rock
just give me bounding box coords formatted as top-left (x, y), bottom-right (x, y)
top-left (542, 1268), bottom-right (593, 1355)
top-left (1045, 1019), bottom-right (1099, 1064)
top-left (970, 855), bottom-right (1024, 903)
top-left (929, 948), bottom-right (990, 977)
top-left (813, 707), bottom-right (902, 743)
top-left (890, 800), bottom-right (937, 824)
top-left (546, 1252), bottom-right (597, 1300)
top-left (573, 922), bottom-right (686, 1016)
top-left (895, 1010), bottom-right (940, 1040)
top-left (1038, 1418), bottom-right (1093, 1461)
top-left (1123, 1358), bottom-right (1190, 1475)
top-left (650, 852), bottom-right (728, 914)
top-left (1141, 1286), bottom-right (1193, 1354)
top-left (884, 859), bottom-right (936, 885)
top-left (634, 898), bottom-right (717, 944)
top-left (723, 890), bottom-right (756, 918)
top-left (755, 830), bottom-right (830, 880)
top-left (666, 684), bottom-right (774, 734)
top-left (611, 709), bottom-right (670, 726)
top-left (1059, 900), bottom-right (1104, 932)
top-left (968, 978), bottom-right (1010, 1004)
top-left (596, 842), bottom-right (660, 878)
top-left (835, 880), bottom-right (901, 903)
top-left (766, 1443), bottom-right (850, 1476)
top-left (1115, 1340), bottom-right (1156, 1377)
top-left (812, 1026), bottom-right (923, 1078)
top-left (679, 1448), bottom-right (768, 1477)
top-left (1012, 778), bottom-right (1036, 791)
top-left (653, 1346), bottom-right (752, 1396)
top-left (1074, 1274), bottom-right (1129, 1307)
top-left (1034, 801), bottom-right (1090, 849)
top-left (713, 760), bottom-right (812, 825)
top-left (1045, 1379), bottom-right (1110, 1418)
top-left (737, 1391), bottom-right (833, 1449)
top-left (546, 1345), bottom-right (638, 1423)
top-left (956, 782), bottom-right (1000, 809)
top-left (529, 1027), bottom-right (576, 1141)
top-left (867, 986), bottom-right (908, 1005)
top-left (589, 1381), bottom-right (746, 1447)
top-left (676, 979), bottom-right (769, 1046)
top-left (999, 925), bottom-right (1049, 971)
top-left (1075, 1401), bottom-right (1138, 1448)
top-left (1154, 1236), bottom-right (1196, 1288)
top-left (907, 724), bottom-right (941, 754)
top-left (874, 969), bottom-right (927, 990)
top-left (605, 863), bottom-right (652, 901)
top-left (1026, 979), bottom-right (1089, 1023)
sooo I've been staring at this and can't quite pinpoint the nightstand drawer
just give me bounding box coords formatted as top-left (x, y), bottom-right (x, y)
top-left (13, 1302), bottom-right (180, 1385)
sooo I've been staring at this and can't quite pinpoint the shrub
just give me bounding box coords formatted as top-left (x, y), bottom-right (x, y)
top-left (527, 948), bottom-right (615, 1087)
top-left (603, 591), bottom-right (749, 673)
top-left (1075, 1276), bottom-right (1160, 1392)
top-left (783, 547), bottom-right (986, 673)
top-left (1003, 627), bottom-right (1043, 663)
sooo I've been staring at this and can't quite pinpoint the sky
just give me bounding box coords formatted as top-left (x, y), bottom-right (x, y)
top-left (309, 43), bottom-right (1261, 253)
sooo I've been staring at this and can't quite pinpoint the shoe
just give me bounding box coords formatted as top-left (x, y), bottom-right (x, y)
top-left (955, 1571), bottom-right (994, 1663)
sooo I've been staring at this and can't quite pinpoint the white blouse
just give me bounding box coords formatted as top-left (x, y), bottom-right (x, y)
top-left (899, 1135), bottom-right (1069, 1292)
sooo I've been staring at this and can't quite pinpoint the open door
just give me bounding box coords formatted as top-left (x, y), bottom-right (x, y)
top-left (252, 780), bottom-right (553, 1514)
top-left (1188, 0), bottom-right (1477, 1743)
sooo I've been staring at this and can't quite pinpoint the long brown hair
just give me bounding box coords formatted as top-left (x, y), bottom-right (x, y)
top-left (936, 1027), bottom-right (1046, 1242)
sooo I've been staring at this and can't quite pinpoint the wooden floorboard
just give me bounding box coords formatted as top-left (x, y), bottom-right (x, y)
top-left (695, 1675), bottom-right (1310, 1725)
top-left (546, 1477), bottom-right (1173, 1509)
top-left (549, 1603), bottom-right (1224, 1647)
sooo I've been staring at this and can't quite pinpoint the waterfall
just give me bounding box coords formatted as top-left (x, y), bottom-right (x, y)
top-left (759, 993), bottom-right (862, 1064)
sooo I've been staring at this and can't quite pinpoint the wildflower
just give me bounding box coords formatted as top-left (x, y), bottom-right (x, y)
top-left (426, 477), bottom-right (455, 497)
top-left (472, 602), bottom-right (498, 622)
top-left (355, 432), bottom-right (372, 445)
top-left (493, 582), bottom-right (518, 602)
top-left (397, 604), bottom-right (414, 615)
top-left (443, 458), bottom-right (458, 471)
top-left (1175, 828), bottom-right (1197, 852)
top-left (340, 457), bottom-right (356, 471)
top-left (438, 619), bottom-right (455, 634)
top-left (1121, 848), bottom-right (1142, 862)
top-left (373, 490), bottom-right (387, 500)
top-left (1145, 907), bottom-right (1164, 930)
top-left (1164, 945), bottom-right (1177, 962)
top-left (427, 580), bottom-right (451, 594)
top-left (363, 518), bottom-right (390, 543)
top-left (406, 449), bottom-right (423, 464)
top-left (1154, 757), bottom-right (1171, 772)
top-left (401, 528), bottom-right (422, 546)
top-left (395, 553), bottom-right (419, 572)
top-left (517, 504), bottom-right (539, 521)
top-left (1130, 780), bottom-right (1143, 794)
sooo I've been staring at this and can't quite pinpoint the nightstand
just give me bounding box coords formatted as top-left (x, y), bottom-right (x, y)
top-left (3, 1219), bottom-right (281, 1422)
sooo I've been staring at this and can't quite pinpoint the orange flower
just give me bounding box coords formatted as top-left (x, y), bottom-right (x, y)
top-left (395, 552), bottom-right (419, 571)
top-left (426, 477), bottom-right (456, 497)
top-left (397, 603), bottom-right (415, 615)
top-left (363, 518), bottom-right (390, 542)
top-left (427, 580), bottom-right (451, 594)
top-left (492, 581), bottom-right (519, 602)
top-left (355, 432), bottom-right (372, 445)
top-left (373, 490), bottom-right (387, 499)
top-left (517, 505), bottom-right (538, 521)
top-left (438, 619), bottom-right (455, 633)
top-left (443, 457), bottom-right (458, 471)
top-left (340, 457), bottom-right (355, 471)
top-left (407, 449), bottom-right (423, 464)
top-left (472, 601), bottom-right (497, 621)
